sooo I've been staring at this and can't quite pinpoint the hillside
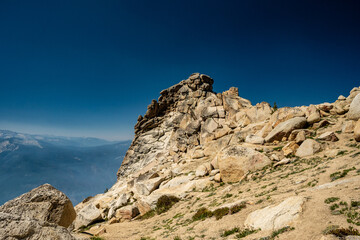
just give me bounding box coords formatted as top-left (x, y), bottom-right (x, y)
top-left (70, 73), bottom-right (360, 240)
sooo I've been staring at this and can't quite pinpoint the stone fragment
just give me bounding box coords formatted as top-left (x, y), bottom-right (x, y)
top-left (245, 134), bottom-right (265, 145)
top-left (295, 139), bottom-right (321, 157)
top-left (217, 145), bottom-right (271, 183)
top-left (317, 131), bottom-right (339, 142)
top-left (282, 141), bottom-right (299, 156)
top-left (265, 117), bottom-right (307, 142)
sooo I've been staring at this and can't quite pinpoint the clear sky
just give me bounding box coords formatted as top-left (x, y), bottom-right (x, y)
top-left (0, 0), bottom-right (359, 140)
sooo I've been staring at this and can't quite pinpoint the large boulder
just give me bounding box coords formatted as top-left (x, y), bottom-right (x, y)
top-left (295, 139), bottom-right (321, 157)
top-left (73, 203), bottom-right (103, 229)
top-left (354, 119), bottom-right (360, 142)
top-left (0, 212), bottom-right (76, 240)
top-left (348, 94), bottom-right (360, 120)
top-left (0, 184), bottom-right (76, 228)
top-left (244, 196), bottom-right (305, 231)
top-left (0, 184), bottom-right (76, 240)
top-left (134, 177), bottom-right (165, 196)
top-left (265, 117), bottom-right (307, 142)
top-left (217, 145), bottom-right (271, 183)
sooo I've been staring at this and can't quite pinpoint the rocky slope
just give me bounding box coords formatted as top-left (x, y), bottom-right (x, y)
top-left (68, 74), bottom-right (360, 240)
top-left (2, 73), bottom-right (360, 240)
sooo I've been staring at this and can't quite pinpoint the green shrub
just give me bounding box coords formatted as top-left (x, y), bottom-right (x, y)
top-left (213, 207), bottom-right (229, 220)
top-left (221, 227), bottom-right (239, 237)
top-left (156, 195), bottom-right (180, 214)
top-left (270, 226), bottom-right (295, 238)
top-left (324, 197), bottom-right (339, 204)
top-left (230, 203), bottom-right (246, 214)
top-left (139, 210), bottom-right (155, 220)
top-left (327, 226), bottom-right (360, 237)
top-left (192, 207), bottom-right (213, 221)
top-left (236, 228), bottom-right (259, 238)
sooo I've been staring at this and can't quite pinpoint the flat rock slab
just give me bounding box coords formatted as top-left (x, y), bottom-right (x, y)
top-left (244, 196), bottom-right (305, 231)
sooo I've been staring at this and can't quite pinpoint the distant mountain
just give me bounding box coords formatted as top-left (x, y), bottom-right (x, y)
top-left (0, 130), bottom-right (131, 205)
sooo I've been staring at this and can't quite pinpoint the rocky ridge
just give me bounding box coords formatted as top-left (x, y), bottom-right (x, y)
top-left (2, 73), bottom-right (360, 240)
top-left (69, 74), bottom-right (360, 240)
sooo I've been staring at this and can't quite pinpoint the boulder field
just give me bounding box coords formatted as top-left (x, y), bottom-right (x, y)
top-left (1, 73), bottom-right (360, 240)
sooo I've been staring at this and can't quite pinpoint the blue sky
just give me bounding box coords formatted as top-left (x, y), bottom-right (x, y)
top-left (0, 0), bottom-right (359, 140)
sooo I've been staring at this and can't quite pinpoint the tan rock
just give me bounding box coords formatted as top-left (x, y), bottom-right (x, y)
top-left (136, 200), bottom-right (152, 216)
top-left (348, 93), bottom-right (360, 120)
top-left (244, 196), bottom-right (305, 231)
top-left (214, 173), bottom-right (221, 182)
top-left (265, 117), bottom-right (307, 142)
top-left (282, 141), bottom-right (299, 156)
top-left (354, 119), bottom-right (360, 142)
top-left (245, 134), bottom-right (265, 145)
top-left (342, 120), bottom-right (355, 133)
top-left (317, 131), bottom-right (339, 142)
top-left (0, 184), bottom-right (76, 228)
top-left (217, 145), bottom-right (271, 183)
top-left (295, 130), bottom-right (306, 144)
top-left (115, 205), bottom-right (139, 221)
top-left (296, 139), bottom-right (321, 157)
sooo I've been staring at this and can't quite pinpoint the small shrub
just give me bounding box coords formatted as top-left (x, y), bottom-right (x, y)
top-left (156, 195), bottom-right (180, 214)
top-left (223, 193), bottom-right (233, 198)
top-left (174, 236), bottom-right (182, 240)
top-left (327, 226), bottom-right (360, 237)
top-left (192, 207), bottom-right (213, 221)
top-left (91, 237), bottom-right (104, 240)
top-left (351, 201), bottom-right (360, 208)
top-left (330, 203), bottom-right (339, 211)
top-left (330, 167), bottom-right (356, 181)
top-left (139, 210), bottom-right (155, 220)
top-left (230, 203), bottom-right (246, 214)
top-left (270, 226), bottom-right (295, 238)
top-left (325, 197), bottom-right (339, 204)
top-left (221, 227), bottom-right (239, 237)
top-left (236, 228), bottom-right (259, 238)
top-left (213, 207), bottom-right (229, 220)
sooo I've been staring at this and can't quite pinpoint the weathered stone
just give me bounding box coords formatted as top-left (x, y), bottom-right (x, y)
top-left (107, 193), bottom-right (131, 219)
top-left (0, 184), bottom-right (76, 239)
top-left (244, 196), bottom-right (305, 231)
top-left (73, 203), bottom-right (103, 229)
top-left (348, 93), bottom-right (360, 120)
top-left (354, 119), bottom-right (360, 142)
top-left (295, 130), bottom-right (306, 144)
top-left (296, 139), bottom-right (321, 157)
top-left (274, 158), bottom-right (291, 167)
top-left (0, 184), bottom-right (76, 228)
top-left (342, 121), bottom-right (355, 133)
top-left (114, 205), bottom-right (139, 221)
top-left (217, 145), bottom-right (271, 183)
top-left (0, 212), bottom-right (76, 240)
top-left (265, 117), bottom-right (307, 142)
top-left (245, 134), bottom-right (265, 145)
top-left (195, 164), bottom-right (209, 177)
top-left (282, 141), bottom-right (299, 156)
top-left (135, 177), bottom-right (165, 196)
top-left (317, 131), bottom-right (339, 142)
top-left (214, 173), bottom-right (221, 182)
